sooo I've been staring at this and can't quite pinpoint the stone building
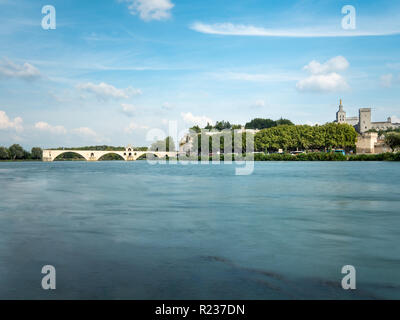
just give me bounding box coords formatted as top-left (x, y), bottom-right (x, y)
top-left (355, 132), bottom-right (392, 154)
top-left (335, 100), bottom-right (400, 133)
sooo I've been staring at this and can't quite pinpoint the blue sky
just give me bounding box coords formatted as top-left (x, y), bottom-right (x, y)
top-left (1, 0), bottom-right (400, 148)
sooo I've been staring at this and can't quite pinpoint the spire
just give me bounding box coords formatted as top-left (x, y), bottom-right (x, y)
top-left (338, 99), bottom-right (344, 112)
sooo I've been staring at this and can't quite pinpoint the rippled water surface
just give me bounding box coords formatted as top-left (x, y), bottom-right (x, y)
top-left (0, 161), bottom-right (399, 299)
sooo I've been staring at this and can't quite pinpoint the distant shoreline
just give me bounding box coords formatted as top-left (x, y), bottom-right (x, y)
top-left (1, 152), bottom-right (400, 162)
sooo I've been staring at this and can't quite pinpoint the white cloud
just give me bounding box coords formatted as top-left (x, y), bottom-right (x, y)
top-left (181, 112), bottom-right (213, 127)
top-left (72, 127), bottom-right (98, 137)
top-left (303, 56), bottom-right (349, 75)
top-left (35, 121), bottom-right (67, 134)
top-left (125, 121), bottom-right (149, 133)
top-left (297, 56), bottom-right (350, 93)
top-left (77, 82), bottom-right (142, 100)
top-left (72, 127), bottom-right (106, 143)
top-left (190, 22), bottom-right (400, 37)
top-left (296, 73), bottom-right (349, 93)
top-left (0, 110), bottom-right (23, 132)
top-left (0, 58), bottom-right (40, 80)
top-left (122, 0), bottom-right (174, 21)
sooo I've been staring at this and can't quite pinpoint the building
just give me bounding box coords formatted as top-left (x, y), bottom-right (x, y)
top-left (335, 100), bottom-right (400, 133)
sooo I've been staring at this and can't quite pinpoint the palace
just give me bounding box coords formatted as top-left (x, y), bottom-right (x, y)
top-left (335, 100), bottom-right (400, 133)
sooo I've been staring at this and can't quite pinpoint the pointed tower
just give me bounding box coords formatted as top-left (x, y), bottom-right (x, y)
top-left (336, 99), bottom-right (346, 123)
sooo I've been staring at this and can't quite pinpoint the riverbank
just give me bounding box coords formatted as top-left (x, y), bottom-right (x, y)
top-left (254, 152), bottom-right (400, 161)
top-left (2, 152), bottom-right (400, 162)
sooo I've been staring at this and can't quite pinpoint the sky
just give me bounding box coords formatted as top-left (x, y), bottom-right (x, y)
top-left (1, 0), bottom-right (400, 149)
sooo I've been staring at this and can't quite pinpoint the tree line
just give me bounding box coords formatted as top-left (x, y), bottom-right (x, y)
top-left (186, 122), bottom-right (358, 154)
top-left (0, 144), bottom-right (42, 160)
top-left (254, 123), bottom-right (357, 152)
top-left (245, 118), bottom-right (294, 130)
top-left (190, 118), bottom-right (294, 133)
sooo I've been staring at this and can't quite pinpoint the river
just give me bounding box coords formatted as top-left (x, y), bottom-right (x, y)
top-left (0, 161), bottom-right (399, 299)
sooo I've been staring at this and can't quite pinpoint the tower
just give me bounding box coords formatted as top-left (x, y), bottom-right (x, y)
top-left (336, 99), bottom-right (346, 123)
top-left (358, 108), bottom-right (371, 133)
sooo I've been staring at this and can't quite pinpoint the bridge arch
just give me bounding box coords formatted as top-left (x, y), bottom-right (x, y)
top-left (53, 151), bottom-right (89, 161)
top-left (97, 152), bottom-right (125, 161)
top-left (135, 152), bottom-right (160, 160)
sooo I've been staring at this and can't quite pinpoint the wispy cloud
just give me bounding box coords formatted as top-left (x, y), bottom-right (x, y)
top-left (380, 73), bottom-right (400, 88)
top-left (125, 121), bottom-right (149, 133)
top-left (35, 122), bottom-right (67, 135)
top-left (190, 22), bottom-right (400, 37)
top-left (0, 58), bottom-right (40, 80)
top-left (121, 0), bottom-right (174, 21)
top-left (72, 127), bottom-right (97, 137)
top-left (211, 71), bottom-right (299, 82)
top-left (181, 112), bottom-right (213, 127)
top-left (120, 103), bottom-right (136, 117)
top-left (77, 82), bottom-right (142, 101)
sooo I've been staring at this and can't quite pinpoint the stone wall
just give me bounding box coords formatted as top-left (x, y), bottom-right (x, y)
top-left (356, 132), bottom-right (378, 154)
top-left (355, 132), bottom-right (392, 154)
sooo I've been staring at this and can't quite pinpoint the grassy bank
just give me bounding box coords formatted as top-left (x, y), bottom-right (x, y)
top-left (253, 152), bottom-right (400, 161)
top-left (347, 153), bottom-right (400, 161)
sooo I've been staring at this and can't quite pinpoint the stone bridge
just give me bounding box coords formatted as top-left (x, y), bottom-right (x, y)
top-left (42, 146), bottom-right (181, 162)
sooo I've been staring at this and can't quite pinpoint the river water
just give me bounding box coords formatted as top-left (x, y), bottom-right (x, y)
top-left (0, 161), bottom-right (399, 299)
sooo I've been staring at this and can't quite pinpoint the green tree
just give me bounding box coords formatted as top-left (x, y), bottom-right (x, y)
top-left (245, 118), bottom-right (276, 130)
top-left (385, 133), bottom-right (400, 152)
top-left (214, 120), bottom-right (232, 131)
top-left (0, 147), bottom-right (10, 160)
top-left (275, 118), bottom-right (294, 126)
top-left (8, 144), bottom-right (25, 160)
top-left (31, 147), bottom-right (43, 160)
top-left (254, 123), bottom-right (357, 152)
top-left (190, 125), bottom-right (201, 133)
top-left (150, 136), bottom-right (176, 151)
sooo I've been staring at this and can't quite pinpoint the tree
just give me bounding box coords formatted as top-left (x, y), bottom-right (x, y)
top-left (254, 123), bottom-right (357, 152)
top-left (245, 118), bottom-right (276, 130)
top-left (8, 144), bottom-right (25, 160)
top-left (385, 133), bottom-right (400, 152)
top-left (276, 118), bottom-right (294, 126)
top-left (245, 118), bottom-right (294, 130)
top-left (214, 120), bottom-right (232, 131)
top-left (190, 125), bottom-right (201, 133)
top-left (150, 136), bottom-right (176, 152)
top-left (31, 147), bottom-right (43, 160)
top-left (165, 136), bottom-right (175, 152)
top-left (0, 147), bottom-right (10, 160)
